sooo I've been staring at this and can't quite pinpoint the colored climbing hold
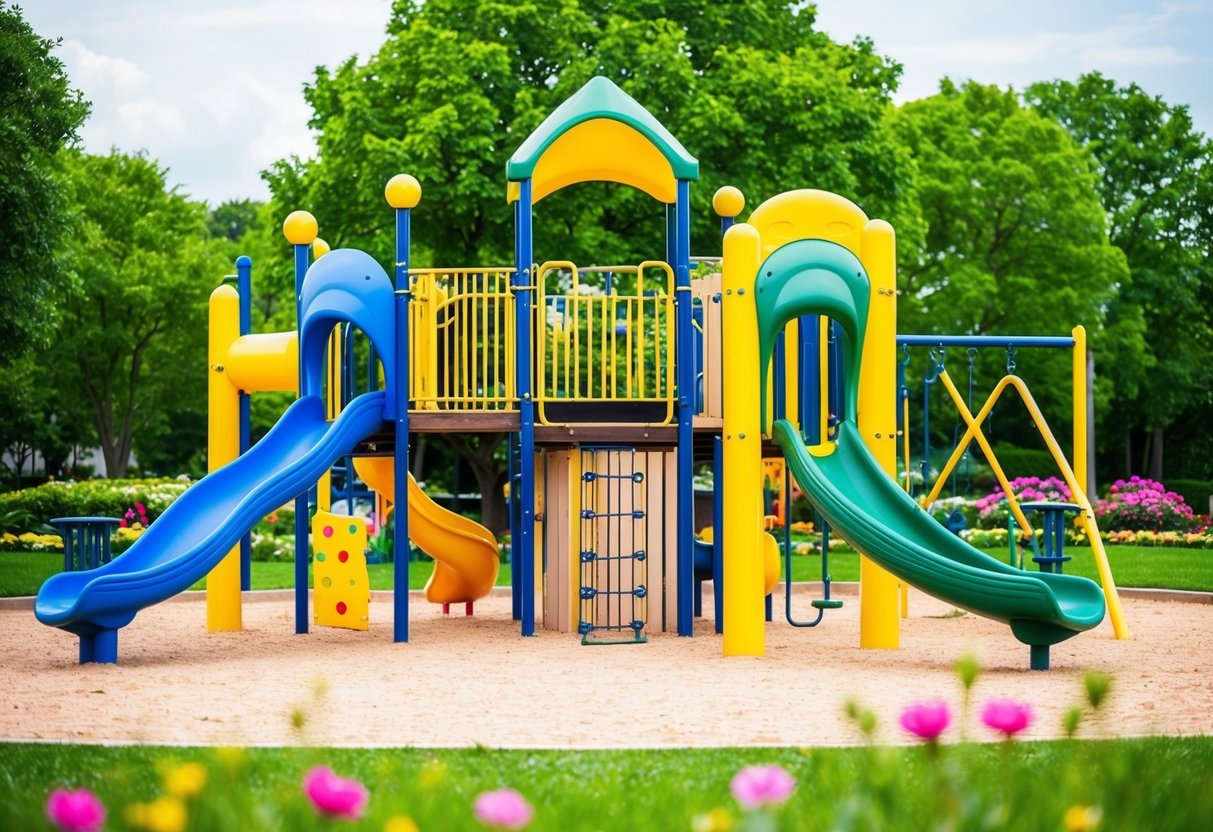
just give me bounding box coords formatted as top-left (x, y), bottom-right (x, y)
top-left (336, 601), bottom-right (347, 615)
top-left (322, 577), bottom-right (332, 588)
top-left (349, 523), bottom-right (358, 534)
top-left (323, 526), bottom-right (334, 538)
top-left (338, 550), bottom-right (349, 563)
top-left (316, 552), bottom-right (326, 562)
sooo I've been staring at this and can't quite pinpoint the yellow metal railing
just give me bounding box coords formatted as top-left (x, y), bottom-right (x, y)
top-left (409, 267), bottom-right (516, 411)
top-left (536, 261), bottom-right (676, 425)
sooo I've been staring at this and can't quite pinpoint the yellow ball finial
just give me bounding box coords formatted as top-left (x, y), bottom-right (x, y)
top-left (312, 238), bottom-right (331, 259)
top-left (283, 211), bottom-right (318, 245)
top-left (385, 174), bottom-right (422, 209)
top-left (713, 186), bottom-right (745, 219)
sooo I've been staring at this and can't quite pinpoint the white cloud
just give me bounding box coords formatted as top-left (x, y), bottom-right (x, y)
top-left (902, 6), bottom-right (1192, 69)
top-left (117, 98), bottom-right (187, 139)
top-left (167, 0), bottom-right (388, 31)
top-left (62, 39), bottom-right (149, 96)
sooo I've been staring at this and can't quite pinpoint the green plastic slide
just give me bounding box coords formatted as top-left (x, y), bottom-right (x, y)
top-left (751, 236), bottom-right (1104, 653)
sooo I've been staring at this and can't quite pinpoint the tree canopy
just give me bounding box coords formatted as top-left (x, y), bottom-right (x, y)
top-left (888, 80), bottom-right (1136, 450)
top-left (266, 0), bottom-right (919, 266)
top-left (50, 150), bottom-right (224, 477)
top-left (0, 2), bottom-right (89, 359)
top-left (1027, 73), bottom-right (1213, 479)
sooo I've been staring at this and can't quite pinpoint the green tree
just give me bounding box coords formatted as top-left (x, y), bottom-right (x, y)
top-left (1026, 73), bottom-right (1213, 481)
top-left (52, 150), bottom-right (224, 477)
top-left (889, 80), bottom-right (1136, 455)
top-left (264, 0), bottom-right (919, 528)
top-left (0, 3), bottom-right (89, 359)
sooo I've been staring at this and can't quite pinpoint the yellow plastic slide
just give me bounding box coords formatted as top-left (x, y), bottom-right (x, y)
top-left (353, 458), bottom-right (500, 605)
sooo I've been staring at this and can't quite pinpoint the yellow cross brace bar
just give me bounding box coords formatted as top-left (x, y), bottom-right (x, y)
top-left (925, 371), bottom-right (1129, 640)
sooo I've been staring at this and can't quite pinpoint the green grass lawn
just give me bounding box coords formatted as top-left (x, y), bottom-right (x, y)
top-left (2, 543), bottom-right (1207, 598)
top-left (0, 553), bottom-right (511, 597)
top-left (3, 738), bottom-right (1211, 830)
top-left (791, 543), bottom-right (1212, 591)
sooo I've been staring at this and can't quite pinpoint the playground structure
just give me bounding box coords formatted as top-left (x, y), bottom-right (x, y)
top-left (34, 76), bottom-right (1127, 669)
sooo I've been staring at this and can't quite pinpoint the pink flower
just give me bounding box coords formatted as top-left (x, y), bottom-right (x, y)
top-left (46, 788), bottom-right (106, 832)
top-left (302, 765), bottom-right (368, 820)
top-left (730, 765), bottom-right (796, 810)
top-left (982, 699), bottom-right (1034, 738)
top-left (473, 788), bottom-right (533, 830)
top-left (899, 700), bottom-right (951, 741)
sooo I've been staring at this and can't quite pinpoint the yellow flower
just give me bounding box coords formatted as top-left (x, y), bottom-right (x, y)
top-left (1063, 804), bottom-right (1102, 832)
top-left (125, 797), bottom-right (187, 832)
top-left (385, 816), bottom-right (421, 832)
top-left (213, 745), bottom-right (247, 772)
top-left (419, 759), bottom-right (447, 789)
top-left (163, 762), bottom-right (207, 799)
top-left (691, 807), bottom-right (733, 832)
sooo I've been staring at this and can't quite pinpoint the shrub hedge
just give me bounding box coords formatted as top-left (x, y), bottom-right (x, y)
top-left (0, 479), bottom-right (190, 534)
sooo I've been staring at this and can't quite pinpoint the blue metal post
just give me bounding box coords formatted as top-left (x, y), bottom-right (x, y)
top-left (828, 320), bottom-right (842, 430)
top-left (897, 335), bottom-right (1076, 349)
top-left (799, 315), bottom-right (821, 445)
top-left (712, 436), bottom-right (724, 634)
top-left (508, 436), bottom-right (520, 621)
top-left (392, 203), bottom-right (412, 643)
top-left (674, 180), bottom-right (694, 637)
top-left (293, 242), bottom-right (310, 634)
top-left (236, 255), bottom-right (252, 592)
top-left (514, 180), bottom-right (536, 636)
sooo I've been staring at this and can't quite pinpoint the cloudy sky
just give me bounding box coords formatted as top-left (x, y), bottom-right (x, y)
top-left (22, 1), bottom-right (1213, 207)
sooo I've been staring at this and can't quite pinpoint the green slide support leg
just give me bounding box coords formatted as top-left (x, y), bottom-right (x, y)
top-left (1030, 645), bottom-right (1050, 671)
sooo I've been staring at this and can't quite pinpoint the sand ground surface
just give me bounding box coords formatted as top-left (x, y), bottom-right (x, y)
top-left (2, 587), bottom-right (1210, 748)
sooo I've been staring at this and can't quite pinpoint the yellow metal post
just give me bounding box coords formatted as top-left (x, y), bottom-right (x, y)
top-left (1072, 325), bottom-right (1087, 497)
top-left (207, 285), bottom-right (242, 631)
top-left (721, 222), bottom-right (765, 656)
top-left (857, 219), bottom-right (901, 649)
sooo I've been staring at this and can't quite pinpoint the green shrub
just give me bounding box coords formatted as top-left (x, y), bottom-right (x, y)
top-left (0, 479), bottom-right (190, 533)
top-left (984, 443), bottom-right (1056, 480)
top-left (1167, 479), bottom-right (1213, 515)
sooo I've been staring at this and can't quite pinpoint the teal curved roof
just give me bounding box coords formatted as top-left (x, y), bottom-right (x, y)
top-left (506, 76), bottom-right (699, 181)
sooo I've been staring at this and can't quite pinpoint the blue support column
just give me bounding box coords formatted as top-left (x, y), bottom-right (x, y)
top-left (293, 241), bottom-right (311, 634)
top-left (236, 255), bottom-right (252, 592)
top-left (514, 180), bottom-right (536, 636)
top-left (392, 202), bottom-right (412, 643)
top-left (674, 180), bottom-right (694, 637)
top-left (799, 315), bottom-right (820, 445)
top-left (713, 436), bottom-right (724, 634)
top-left (508, 436), bottom-right (521, 621)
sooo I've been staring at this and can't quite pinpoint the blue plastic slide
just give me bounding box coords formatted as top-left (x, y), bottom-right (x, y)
top-left (35, 391), bottom-right (386, 660)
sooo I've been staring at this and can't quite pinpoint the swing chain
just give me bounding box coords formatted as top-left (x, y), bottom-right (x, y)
top-left (926, 347), bottom-right (946, 381)
top-left (1005, 345), bottom-right (1017, 373)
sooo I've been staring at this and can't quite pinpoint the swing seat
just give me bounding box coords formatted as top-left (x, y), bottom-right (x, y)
top-left (811, 598), bottom-right (844, 609)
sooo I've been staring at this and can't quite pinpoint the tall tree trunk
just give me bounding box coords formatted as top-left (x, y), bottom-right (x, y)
top-left (411, 435), bottom-right (428, 479)
top-left (1148, 421), bottom-right (1164, 482)
top-left (445, 433), bottom-right (508, 535)
top-left (1124, 429), bottom-right (1133, 479)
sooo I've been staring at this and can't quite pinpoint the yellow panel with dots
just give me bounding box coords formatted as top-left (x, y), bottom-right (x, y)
top-left (312, 510), bottom-right (370, 630)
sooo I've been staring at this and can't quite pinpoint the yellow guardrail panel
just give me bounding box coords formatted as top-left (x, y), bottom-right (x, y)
top-left (407, 267), bottom-right (517, 411)
top-left (535, 261), bottom-right (676, 424)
